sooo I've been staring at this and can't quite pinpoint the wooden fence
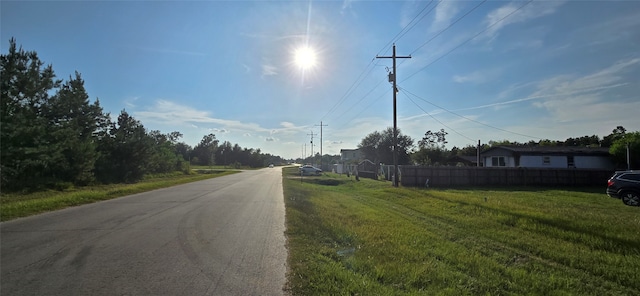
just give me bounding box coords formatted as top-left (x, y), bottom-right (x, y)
top-left (399, 166), bottom-right (613, 187)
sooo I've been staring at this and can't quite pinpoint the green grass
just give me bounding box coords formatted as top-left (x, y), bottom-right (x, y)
top-left (283, 168), bottom-right (640, 295)
top-left (0, 170), bottom-right (238, 221)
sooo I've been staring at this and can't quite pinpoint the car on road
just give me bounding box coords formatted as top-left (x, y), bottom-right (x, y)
top-left (299, 165), bottom-right (322, 176)
top-left (607, 170), bottom-right (640, 206)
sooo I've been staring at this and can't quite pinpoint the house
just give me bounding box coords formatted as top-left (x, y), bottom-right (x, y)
top-left (480, 146), bottom-right (614, 169)
top-left (334, 149), bottom-right (363, 174)
top-left (340, 148), bottom-right (362, 163)
top-left (448, 155), bottom-right (483, 167)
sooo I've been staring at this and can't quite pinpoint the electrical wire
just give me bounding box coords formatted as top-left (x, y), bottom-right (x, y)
top-left (401, 0), bottom-right (534, 83)
top-left (320, 0), bottom-right (440, 123)
top-left (409, 0), bottom-right (488, 56)
top-left (401, 87), bottom-right (543, 140)
top-left (376, 0), bottom-right (439, 57)
top-left (401, 89), bottom-right (476, 142)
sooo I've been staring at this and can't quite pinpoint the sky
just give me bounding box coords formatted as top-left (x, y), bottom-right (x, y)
top-left (2, 0), bottom-right (639, 160)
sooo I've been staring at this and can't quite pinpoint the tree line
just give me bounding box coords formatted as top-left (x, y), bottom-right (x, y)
top-left (357, 126), bottom-right (639, 169)
top-left (1, 39), bottom-right (283, 192)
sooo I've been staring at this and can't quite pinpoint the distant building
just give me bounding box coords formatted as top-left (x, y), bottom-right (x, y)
top-left (334, 149), bottom-right (363, 174)
top-left (448, 155), bottom-right (483, 167)
top-left (340, 149), bottom-right (362, 163)
top-left (480, 146), bottom-right (614, 169)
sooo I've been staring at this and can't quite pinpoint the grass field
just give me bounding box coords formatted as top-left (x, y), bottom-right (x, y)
top-left (0, 170), bottom-right (238, 221)
top-left (283, 168), bottom-right (640, 295)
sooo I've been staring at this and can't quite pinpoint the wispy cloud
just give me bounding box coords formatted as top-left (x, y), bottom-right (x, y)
top-left (481, 1), bottom-right (566, 42)
top-left (134, 100), bottom-right (310, 138)
top-left (124, 96), bottom-right (140, 108)
top-left (134, 100), bottom-right (269, 134)
top-left (262, 63), bottom-right (278, 76)
top-left (128, 45), bottom-right (207, 57)
top-left (452, 68), bottom-right (501, 84)
top-left (431, 1), bottom-right (462, 32)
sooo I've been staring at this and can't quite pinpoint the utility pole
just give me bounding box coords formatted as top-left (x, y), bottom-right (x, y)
top-left (377, 44), bottom-right (411, 187)
top-left (307, 130), bottom-right (316, 162)
top-left (316, 121), bottom-right (328, 170)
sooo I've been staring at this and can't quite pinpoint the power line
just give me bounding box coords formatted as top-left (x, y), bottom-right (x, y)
top-left (400, 89), bottom-right (476, 142)
top-left (408, 0), bottom-right (488, 56)
top-left (385, 0), bottom-right (441, 53)
top-left (401, 0), bottom-right (534, 83)
top-left (401, 87), bottom-right (542, 140)
top-left (320, 0), bottom-right (440, 122)
top-left (332, 76), bottom-right (389, 124)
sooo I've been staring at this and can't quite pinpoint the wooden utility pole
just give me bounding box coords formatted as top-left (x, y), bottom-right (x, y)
top-left (316, 121), bottom-right (328, 170)
top-left (377, 44), bottom-right (411, 187)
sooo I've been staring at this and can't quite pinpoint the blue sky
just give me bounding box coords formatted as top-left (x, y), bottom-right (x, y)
top-left (2, 0), bottom-right (639, 159)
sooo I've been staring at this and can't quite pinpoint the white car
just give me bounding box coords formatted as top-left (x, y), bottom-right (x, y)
top-left (299, 165), bottom-right (322, 176)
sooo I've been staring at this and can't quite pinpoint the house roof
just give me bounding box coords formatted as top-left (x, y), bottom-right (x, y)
top-left (481, 146), bottom-right (610, 156)
top-left (340, 148), bottom-right (360, 153)
top-left (450, 155), bottom-right (481, 163)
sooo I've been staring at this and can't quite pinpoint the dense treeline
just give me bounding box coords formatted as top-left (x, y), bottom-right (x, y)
top-left (357, 126), bottom-right (639, 169)
top-left (1, 39), bottom-right (283, 192)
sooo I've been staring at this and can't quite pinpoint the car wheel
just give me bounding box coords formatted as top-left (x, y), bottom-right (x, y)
top-left (621, 191), bottom-right (640, 207)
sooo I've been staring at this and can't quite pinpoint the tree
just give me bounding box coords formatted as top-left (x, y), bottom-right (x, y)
top-left (609, 131), bottom-right (640, 169)
top-left (192, 133), bottom-right (218, 166)
top-left (44, 72), bottom-right (105, 185)
top-left (358, 127), bottom-right (414, 165)
top-left (95, 110), bottom-right (152, 183)
top-left (412, 129), bottom-right (449, 165)
top-left (602, 126), bottom-right (627, 147)
top-left (418, 129), bottom-right (448, 150)
top-left (1, 38), bottom-right (61, 189)
top-left (147, 130), bottom-right (184, 173)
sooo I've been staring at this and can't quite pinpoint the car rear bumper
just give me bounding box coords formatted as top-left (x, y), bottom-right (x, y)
top-left (607, 188), bottom-right (620, 199)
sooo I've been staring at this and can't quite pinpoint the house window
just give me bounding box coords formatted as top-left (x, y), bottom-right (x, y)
top-left (567, 156), bottom-right (575, 168)
top-left (491, 156), bottom-right (506, 167)
top-left (543, 156), bottom-right (551, 165)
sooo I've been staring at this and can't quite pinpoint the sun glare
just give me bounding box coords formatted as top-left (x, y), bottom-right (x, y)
top-left (294, 46), bottom-right (317, 70)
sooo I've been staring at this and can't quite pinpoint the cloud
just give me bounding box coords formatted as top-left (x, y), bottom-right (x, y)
top-left (532, 58), bottom-right (639, 97)
top-left (128, 45), bottom-right (207, 57)
top-left (134, 100), bottom-right (270, 134)
top-left (452, 69), bottom-right (499, 84)
top-left (211, 128), bottom-right (229, 134)
top-left (431, 1), bottom-right (462, 32)
top-left (124, 96), bottom-right (140, 108)
top-left (481, 1), bottom-right (566, 42)
top-left (525, 58), bottom-right (640, 123)
top-left (266, 137), bottom-right (276, 142)
top-left (262, 63), bottom-right (278, 76)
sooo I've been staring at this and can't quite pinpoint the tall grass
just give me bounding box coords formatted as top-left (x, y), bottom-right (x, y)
top-left (283, 168), bottom-right (640, 295)
top-left (0, 170), bottom-right (237, 221)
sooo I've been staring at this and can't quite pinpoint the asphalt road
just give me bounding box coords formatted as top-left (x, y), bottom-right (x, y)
top-left (1, 168), bottom-right (287, 295)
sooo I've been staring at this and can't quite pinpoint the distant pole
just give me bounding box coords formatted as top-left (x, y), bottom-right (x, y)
top-left (316, 121), bottom-right (328, 170)
top-left (377, 44), bottom-right (411, 187)
top-left (627, 142), bottom-right (630, 170)
top-left (477, 140), bottom-right (481, 167)
top-left (307, 130), bottom-right (316, 163)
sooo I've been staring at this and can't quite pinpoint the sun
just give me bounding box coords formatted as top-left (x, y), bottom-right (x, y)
top-left (294, 46), bottom-right (317, 70)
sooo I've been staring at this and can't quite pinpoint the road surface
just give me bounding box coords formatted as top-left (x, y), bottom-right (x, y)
top-left (1, 168), bottom-right (287, 295)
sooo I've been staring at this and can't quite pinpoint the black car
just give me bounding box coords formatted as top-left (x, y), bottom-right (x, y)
top-left (607, 171), bottom-right (640, 206)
